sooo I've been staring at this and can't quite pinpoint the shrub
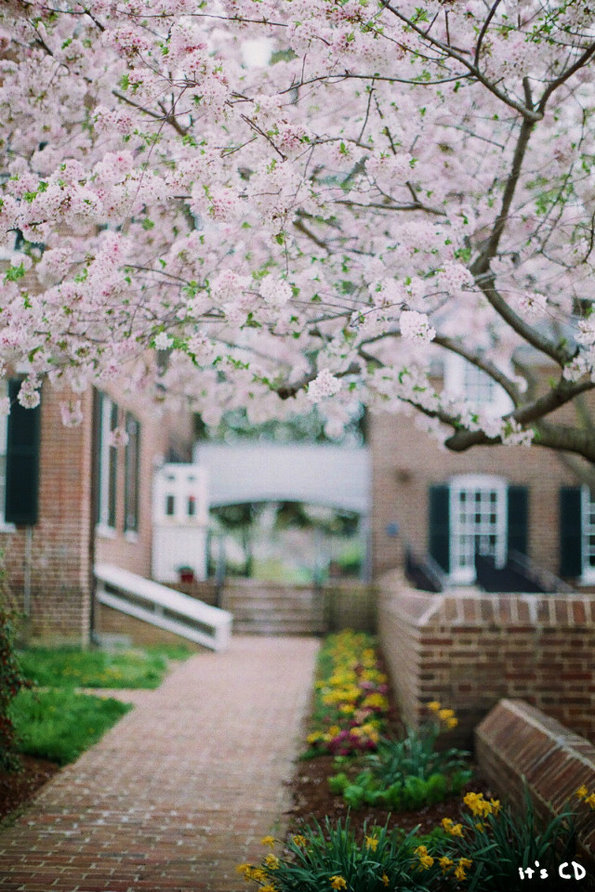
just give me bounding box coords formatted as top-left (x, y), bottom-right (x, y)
top-left (422, 789), bottom-right (580, 891)
top-left (0, 588), bottom-right (28, 771)
top-left (329, 702), bottom-right (471, 812)
top-left (236, 818), bottom-right (439, 892)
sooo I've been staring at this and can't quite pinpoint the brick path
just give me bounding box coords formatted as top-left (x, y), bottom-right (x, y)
top-left (0, 636), bottom-right (319, 892)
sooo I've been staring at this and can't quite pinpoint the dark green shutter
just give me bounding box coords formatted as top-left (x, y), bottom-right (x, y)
top-left (429, 484), bottom-right (450, 573)
top-left (559, 486), bottom-right (582, 577)
top-left (507, 485), bottom-right (529, 556)
top-left (5, 379), bottom-right (41, 525)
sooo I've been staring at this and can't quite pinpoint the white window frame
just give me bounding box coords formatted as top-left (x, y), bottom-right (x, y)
top-left (581, 485), bottom-right (595, 584)
top-left (444, 354), bottom-right (513, 417)
top-left (0, 381), bottom-right (15, 532)
top-left (124, 412), bottom-right (140, 538)
top-left (96, 394), bottom-right (118, 537)
top-left (449, 474), bottom-right (508, 584)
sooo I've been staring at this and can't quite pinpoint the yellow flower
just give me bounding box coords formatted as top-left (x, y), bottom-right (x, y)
top-left (441, 817), bottom-right (463, 836)
top-left (490, 798), bottom-right (501, 814)
top-left (446, 716), bottom-right (458, 729)
top-left (329, 876), bottom-right (348, 890)
top-left (428, 700), bottom-right (441, 712)
top-left (365, 835), bottom-right (379, 851)
top-left (381, 873), bottom-right (390, 886)
top-left (292, 834), bottom-right (308, 847)
top-left (455, 857), bottom-right (473, 879)
top-left (236, 863), bottom-right (252, 878)
top-left (464, 791), bottom-right (492, 818)
top-left (585, 793), bottom-right (595, 810)
top-left (414, 845), bottom-right (434, 869)
top-left (439, 856), bottom-right (454, 874)
top-left (264, 853), bottom-right (280, 870)
top-left (260, 886), bottom-right (278, 892)
top-left (576, 784), bottom-right (589, 800)
top-left (438, 708), bottom-right (455, 722)
top-left (475, 822), bottom-right (485, 832)
top-left (261, 835), bottom-right (276, 848)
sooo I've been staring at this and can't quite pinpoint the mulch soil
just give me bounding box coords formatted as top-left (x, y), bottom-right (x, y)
top-left (0, 755), bottom-right (60, 823)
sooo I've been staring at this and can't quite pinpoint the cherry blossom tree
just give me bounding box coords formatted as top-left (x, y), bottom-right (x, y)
top-left (0, 1), bottom-right (593, 462)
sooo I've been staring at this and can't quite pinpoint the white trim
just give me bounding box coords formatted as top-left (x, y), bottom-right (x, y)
top-left (97, 394), bottom-right (117, 531)
top-left (449, 474), bottom-right (508, 584)
top-left (0, 382), bottom-right (9, 527)
top-left (95, 523), bottom-right (117, 540)
top-left (444, 353), bottom-right (513, 417)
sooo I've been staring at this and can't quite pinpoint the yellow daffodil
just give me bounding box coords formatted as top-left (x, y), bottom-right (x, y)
top-left (576, 785), bottom-right (589, 800)
top-left (585, 793), bottom-right (595, 809)
top-left (264, 853), bottom-right (280, 870)
top-left (261, 835), bottom-right (276, 848)
top-left (414, 845), bottom-right (434, 869)
top-left (439, 856), bottom-right (454, 874)
top-left (381, 873), bottom-right (390, 886)
top-left (329, 875), bottom-right (348, 890)
top-left (438, 708), bottom-right (456, 721)
top-left (260, 886), bottom-right (278, 892)
top-left (454, 857), bottom-right (473, 881)
top-left (428, 700), bottom-right (441, 712)
top-left (292, 834), bottom-right (308, 847)
top-left (365, 835), bottom-right (379, 851)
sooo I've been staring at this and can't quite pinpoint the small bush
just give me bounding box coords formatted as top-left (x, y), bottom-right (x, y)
top-left (329, 701), bottom-right (471, 812)
top-left (0, 591), bottom-right (28, 771)
top-left (237, 818), bottom-right (440, 892)
top-left (418, 789), bottom-right (582, 891)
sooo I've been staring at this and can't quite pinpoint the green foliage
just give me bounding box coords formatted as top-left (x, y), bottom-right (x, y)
top-left (10, 688), bottom-right (131, 765)
top-left (0, 594), bottom-right (28, 771)
top-left (329, 714), bottom-right (471, 812)
top-left (426, 789), bottom-right (579, 891)
top-left (17, 645), bottom-right (188, 690)
top-left (238, 817), bottom-right (439, 892)
top-left (336, 769), bottom-right (470, 812)
top-left (365, 729), bottom-right (470, 785)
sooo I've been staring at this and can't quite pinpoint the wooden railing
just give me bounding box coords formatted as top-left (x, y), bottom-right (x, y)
top-left (94, 563), bottom-right (233, 652)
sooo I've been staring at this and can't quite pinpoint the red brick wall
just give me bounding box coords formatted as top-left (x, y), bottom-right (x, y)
top-left (476, 700), bottom-right (595, 865)
top-left (1, 382), bottom-right (193, 644)
top-left (369, 402), bottom-right (593, 579)
top-left (1, 386), bottom-right (94, 644)
top-left (377, 572), bottom-right (595, 747)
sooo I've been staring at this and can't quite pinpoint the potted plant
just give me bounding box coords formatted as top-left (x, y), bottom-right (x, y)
top-left (177, 565), bottom-right (195, 584)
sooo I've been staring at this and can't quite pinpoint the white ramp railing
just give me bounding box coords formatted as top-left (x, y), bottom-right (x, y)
top-left (94, 563), bottom-right (232, 652)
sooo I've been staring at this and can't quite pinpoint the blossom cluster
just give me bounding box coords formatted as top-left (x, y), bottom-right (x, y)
top-left (0, 0), bottom-right (592, 460)
top-left (305, 631), bottom-right (390, 756)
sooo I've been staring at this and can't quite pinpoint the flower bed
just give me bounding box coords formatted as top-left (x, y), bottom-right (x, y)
top-left (303, 631), bottom-right (394, 757)
top-left (238, 630), bottom-right (595, 892)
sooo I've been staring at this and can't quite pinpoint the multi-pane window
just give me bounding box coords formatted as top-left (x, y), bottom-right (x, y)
top-left (445, 355), bottom-right (512, 416)
top-left (124, 413), bottom-right (140, 533)
top-left (96, 393), bottom-right (118, 531)
top-left (450, 476), bottom-right (507, 583)
top-left (462, 362), bottom-right (497, 407)
top-left (582, 487), bottom-right (595, 580)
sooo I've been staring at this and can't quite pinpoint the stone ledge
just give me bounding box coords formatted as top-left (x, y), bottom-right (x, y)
top-left (476, 699), bottom-right (595, 865)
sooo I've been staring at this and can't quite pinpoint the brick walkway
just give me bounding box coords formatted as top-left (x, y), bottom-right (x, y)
top-left (0, 636), bottom-right (319, 892)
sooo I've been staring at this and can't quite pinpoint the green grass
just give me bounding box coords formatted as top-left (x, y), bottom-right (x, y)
top-left (10, 688), bottom-right (132, 765)
top-left (18, 644), bottom-right (190, 690)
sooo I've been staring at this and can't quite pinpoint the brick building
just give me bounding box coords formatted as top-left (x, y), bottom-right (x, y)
top-left (0, 378), bottom-right (193, 644)
top-left (370, 355), bottom-right (595, 589)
